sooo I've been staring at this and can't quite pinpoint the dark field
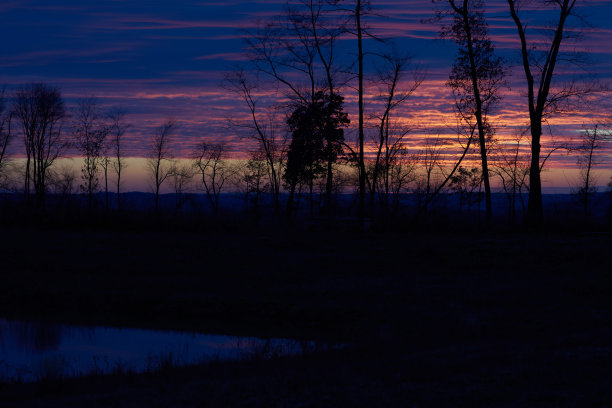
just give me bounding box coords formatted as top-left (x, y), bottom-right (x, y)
top-left (1, 227), bottom-right (612, 406)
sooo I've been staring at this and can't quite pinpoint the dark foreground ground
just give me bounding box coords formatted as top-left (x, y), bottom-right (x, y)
top-left (1, 227), bottom-right (611, 406)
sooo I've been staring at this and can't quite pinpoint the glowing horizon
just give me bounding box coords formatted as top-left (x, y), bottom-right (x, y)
top-left (0, 157), bottom-right (606, 195)
top-left (1, 0), bottom-right (611, 191)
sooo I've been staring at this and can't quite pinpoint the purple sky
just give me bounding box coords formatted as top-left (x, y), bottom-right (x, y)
top-left (1, 0), bottom-right (611, 181)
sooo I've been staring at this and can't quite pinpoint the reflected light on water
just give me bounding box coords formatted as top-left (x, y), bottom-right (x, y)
top-left (0, 319), bottom-right (311, 382)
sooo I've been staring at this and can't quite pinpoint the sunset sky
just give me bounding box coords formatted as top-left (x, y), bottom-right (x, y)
top-left (1, 0), bottom-right (611, 191)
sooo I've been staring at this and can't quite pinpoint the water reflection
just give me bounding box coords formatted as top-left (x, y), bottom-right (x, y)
top-left (11, 320), bottom-right (66, 352)
top-left (0, 319), bottom-right (310, 382)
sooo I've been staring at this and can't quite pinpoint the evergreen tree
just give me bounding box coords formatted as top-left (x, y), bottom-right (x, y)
top-left (284, 91), bottom-right (349, 211)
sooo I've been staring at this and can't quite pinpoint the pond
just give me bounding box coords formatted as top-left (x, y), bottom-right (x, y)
top-left (0, 319), bottom-right (312, 382)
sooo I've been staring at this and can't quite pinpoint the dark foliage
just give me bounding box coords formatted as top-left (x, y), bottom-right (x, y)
top-left (284, 91), bottom-right (349, 206)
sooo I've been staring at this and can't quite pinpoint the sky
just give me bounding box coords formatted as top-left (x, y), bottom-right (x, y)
top-left (1, 0), bottom-right (611, 190)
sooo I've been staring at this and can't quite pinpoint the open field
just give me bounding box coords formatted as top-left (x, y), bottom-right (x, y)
top-left (1, 227), bottom-right (612, 406)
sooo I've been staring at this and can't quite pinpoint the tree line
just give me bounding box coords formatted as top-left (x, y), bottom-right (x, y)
top-left (0, 0), bottom-right (610, 228)
top-left (226, 0), bottom-right (610, 227)
top-left (0, 87), bottom-right (237, 218)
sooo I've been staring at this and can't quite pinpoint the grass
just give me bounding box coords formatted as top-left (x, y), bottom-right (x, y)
top-left (1, 225), bottom-right (611, 406)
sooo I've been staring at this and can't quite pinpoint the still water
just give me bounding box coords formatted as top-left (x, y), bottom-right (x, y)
top-left (0, 319), bottom-right (309, 382)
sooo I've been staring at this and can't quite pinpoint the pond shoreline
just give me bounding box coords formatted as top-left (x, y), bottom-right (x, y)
top-left (1, 229), bottom-right (612, 406)
top-left (0, 318), bottom-right (322, 383)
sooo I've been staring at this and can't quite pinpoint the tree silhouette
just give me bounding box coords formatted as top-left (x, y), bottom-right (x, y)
top-left (49, 162), bottom-right (77, 209)
top-left (506, 0), bottom-right (586, 227)
top-left (107, 108), bottom-right (129, 210)
top-left (72, 97), bottom-right (109, 210)
top-left (13, 83), bottom-right (66, 208)
top-left (284, 91), bottom-right (349, 213)
top-left (169, 161), bottom-right (194, 215)
top-left (0, 89), bottom-right (12, 178)
top-left (241, 0), bottom-right (347, 214)
top-left (438, 0), bottom-right (505, 222)
top-left (288, 0), bottom-right (347, 213)
top-left (225, 71), bottom-right (285, 213)
top-left (491, 134), bottom-right (530, 224)
top-left (147, 119), bottom-right (176, 213)
top-left (575, 124), bottom-right (610, 223)
top-left (193, 141), bottom-right (233, 215)
top-left (349, 0), bottom-right (370, 224)
top-left (418, 136), bottom-right (444, 203)
top-left (449, 165), bottom-right (482, 215)
top-left (370, 54), bottom-right (422, 218)
top-left (243, 149), bottom-right (270, 210)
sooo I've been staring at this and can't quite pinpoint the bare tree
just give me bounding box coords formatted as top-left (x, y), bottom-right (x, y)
top-left (98, 155), bottom-right (110, 209)
top-left (238, 0), bottom-right (351, 214)
top-left (354, 0), bottom-right (367, 223)
top-left (49, 162), bottom-right (77, 207)
top-left (449, 166), bottom-right (482, 215)
top-left (370, 55), bottom-right (422, 217)
top-left (147, 119), bottom-right (176, 213)
top-left (290, 0), bottom-right (346, 212)
top-left (13, 83), bottom-right (66, 207)
top-left (245, 0), bottom-right (345, 103)
top-left (414, 122), bottom-right (478, 219)
top-left (107, 108), bottom-right (129, 210)
top-left (0, 89), bottom-right (12, 178)
top-left (335, 0), bottom-right (389, 223)
top-left (386, 146), bottom-right (418, 214)
top-left (574, 124), bottom-right (610, 223)
top-left (245, 22), bottom-right (310, 106)
top-left (193, 141), bottom-right (234, 214)
top-left (73, 97), bottom-right (109, 209)
top-left (491, 134), bottom-right (530, 223)
top-left (506, 0), bottom-right (590, 226)
top-left (421, 136), bottom-right (444, 200)
top-left (226, 72), bottom-right (285, 212)
top-left (243, 149), bottom-right (270, 210)
top-left (169, 161), bottom-right (195, 215)
top-left (436, 0), bottom-right (505, 222)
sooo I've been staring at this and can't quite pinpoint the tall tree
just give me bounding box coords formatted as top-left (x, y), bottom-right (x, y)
top-left (340, 0), bottom-right (382, 223)
top-left (107, 108), bottom-right (129, 210)
top-left (449, 165), bottom-right (483, 215)
top-left (169, 161), bottom-right (194, 215)
top-left (420, 136), bottom-right (444, 201)
top-left (0, 89), bottom-right (12, 177)
top-left (370, 54), bottom-right (422, 217)
top-left (284, 91), bottom-right (349, 212)
top-left (575, 124), bottom-right (610, 223)
top-left (243, 149), bottom-right (269, 210)
top-left (241, 0), bottom-right (348, 212)
top-left (491, 134), bottom-right (530, 224)
top-left (290, 0), bottom-right (345, 211)
top-left (506, 0), bottom-right (580, 226)
top-left (193, 141), bottom-right (233, 215)
top-left (414, 124), bottom-right (479, 220)
top-left (226, 71), bottom-right (285, 213)
top-left (438, 0), bottom-right (505, 222)
top-left (386, 147), bottom-right (418, 214)
top-left (147, 119), bottom-right (176, 213)
top-left (355, 0), bottom-right (366, 223)
top-left (72, 97), bottom-right (109, 209)
top-left (13, 83), bottom-right (66, 207)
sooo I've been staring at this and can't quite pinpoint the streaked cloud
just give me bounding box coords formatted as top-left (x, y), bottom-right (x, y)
top-left (0, 0), bottom-right (610, 190)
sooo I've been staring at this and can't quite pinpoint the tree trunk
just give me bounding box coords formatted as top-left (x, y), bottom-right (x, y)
top-left (326, 155), bottom-right (333, 215)
top-left (356, 0), bottom-right (365, 225)
top-left (526, 122), bottom-right (543, 226)
top-left (104, 166), bottom-right (109, 210)
top-left (460, 2), bottom-right (493, 222)
top-left (116, 168), bottom-right (121, 210)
